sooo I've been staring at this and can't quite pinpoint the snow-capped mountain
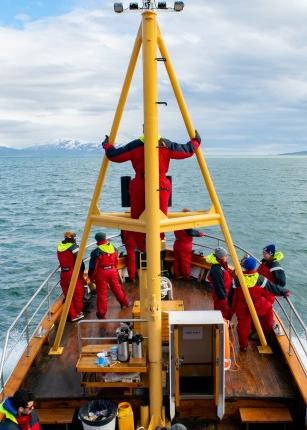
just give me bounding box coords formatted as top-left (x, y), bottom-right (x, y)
top-left (0, 139), bottom-right (101, 156)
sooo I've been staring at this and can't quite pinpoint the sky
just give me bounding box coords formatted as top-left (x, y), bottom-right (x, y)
top-left (0, 0), bottom-right (307, 154)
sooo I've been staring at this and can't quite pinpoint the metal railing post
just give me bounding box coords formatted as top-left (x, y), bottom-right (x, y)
top-left (288, 306), bottom-right (293, 356)
top-left (47, 280), bottom-right (51, 321)
top-left (25, 308), bottom-right (30, 357)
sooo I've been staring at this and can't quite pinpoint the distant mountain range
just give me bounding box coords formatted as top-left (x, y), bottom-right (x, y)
top-left (1, 140), bottom-right (307, 156)
top-left (0, 139), bottom-right (101, 156)
top-left (280, 150), bottom-right (307, 156)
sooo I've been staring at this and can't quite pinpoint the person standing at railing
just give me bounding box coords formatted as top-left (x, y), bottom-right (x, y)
top-left (89, 232), bottom-right (129, 319)
top-left (57, 231), bottom-right (85, 322)
top-left (206, 247), bottom-right (233, 320)
top-left (173, 209), bottom-right (205, 281)
top-left (102, 131), bottom-right (201, 252)
top-left (258, 244), bottom-right (286, 292)
top-left (0, 389), bottom-right (40, 430)
top-left (229, 256), bottom-right (290, 351)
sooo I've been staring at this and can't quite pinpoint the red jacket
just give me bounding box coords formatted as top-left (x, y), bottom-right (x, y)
top-left (104, 137), bottom-right (200, 179)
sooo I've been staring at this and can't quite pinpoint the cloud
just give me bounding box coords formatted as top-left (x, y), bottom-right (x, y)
top-left (0, 0), bottom-right (307, 154)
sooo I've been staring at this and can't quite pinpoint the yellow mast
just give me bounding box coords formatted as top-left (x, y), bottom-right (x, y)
top-left (51, 2), bottom-right (272, 425)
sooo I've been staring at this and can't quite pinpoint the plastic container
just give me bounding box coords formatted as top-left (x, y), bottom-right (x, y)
top-left (79, 400), bottom-right (117, 430)
top-left (110, 346), bottom-right (118, 361)
top-left (117, 402), bottom-right (134, 430)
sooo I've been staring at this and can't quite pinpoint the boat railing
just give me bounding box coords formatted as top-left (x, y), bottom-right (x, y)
top-left (77, 318), bottom-right (148, 353)
top-left (0, 234), bottom-right (121, 395)
top-left (191, 234), bottom-right (307, 374)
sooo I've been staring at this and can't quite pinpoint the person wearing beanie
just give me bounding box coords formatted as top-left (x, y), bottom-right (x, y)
top-left (173, 209), bottom-right (205, 281)
top-left (229, 256), bottom-right (290, 351)
top-left (57, 231), bottom-right (86, 322)
top-left (88, 232), bottom-right (129, 319)
top-left (0, 389), bottom-right (40, 430)
top-left (102, 131), bottom-right (201, 252)
top-left (206, 247), bottom-right (233, 320)
top-left (258, 244), bottom-right (286, 290)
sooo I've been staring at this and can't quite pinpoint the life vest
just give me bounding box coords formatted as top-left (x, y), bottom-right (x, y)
top-left (57, 242), bottom-right (75, 270)
top-left (206, 253), bottom-right (233, 294)
top-left (98, 242), bottom-right (115, 254)
top-left (93, 242), bottom-right (118, 278)
top-left (258, 251), bottom-right (284, 284)
top-left (234, 272), bottom-right (272, 316)
top-left (0, 403), bottom-right (18, 424)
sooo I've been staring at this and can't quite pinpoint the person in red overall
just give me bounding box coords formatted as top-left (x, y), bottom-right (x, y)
top-left (57, 231), bottom-right (85, 322)
top-left (206, 247), bottom-right (233, 320)
top-left (258, 244), bottom-right (286, 302)
top-left (173, 209), bottom-right (205, 280)
top-left (121, 230), bottom-right (137, 282)
top-left (89, 232), bottom-right (129, 319)
top-left (229, 257), bottom-right (289, 351)
top-left (102, 132), bottom-right (201, 251)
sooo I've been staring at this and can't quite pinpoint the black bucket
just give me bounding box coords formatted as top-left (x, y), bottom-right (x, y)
top-left (78, 400), bottom-right (117, 430)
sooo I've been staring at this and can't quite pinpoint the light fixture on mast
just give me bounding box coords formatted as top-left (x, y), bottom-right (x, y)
top-left (113, 1), bottom-right (184, 13)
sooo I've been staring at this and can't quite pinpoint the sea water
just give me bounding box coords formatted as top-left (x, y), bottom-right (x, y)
top-left (0, 155), bottom-right (306, 341)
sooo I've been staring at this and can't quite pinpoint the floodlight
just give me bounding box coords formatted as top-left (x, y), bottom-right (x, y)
top-left (129, 2), bottom-right (139, 9)
top-left (158, 2), bottom-right (167, 8)
top-left (174, 1), bottom-right (184, 11)
top-left (114, 2), bottom-right (124, 13)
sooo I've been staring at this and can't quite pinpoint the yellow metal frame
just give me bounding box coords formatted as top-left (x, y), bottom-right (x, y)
top-left (50, 9), bottom-right (271, 427)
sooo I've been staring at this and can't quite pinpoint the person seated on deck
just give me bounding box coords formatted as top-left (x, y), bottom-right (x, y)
top-left (57, 231), bottom-right (86, 322)
top-left (0, 389), bottom-right (40, 430)
top-left (229, 256), bottom-right (290, 352)
top-left (102, 131), bottom-right (202, 252)
top-left (206, 247), bottom-right (233, 320)
top-left (88, 232), bottom-right (129, 319)
top-left (173, 208), bottom-right (205, 281)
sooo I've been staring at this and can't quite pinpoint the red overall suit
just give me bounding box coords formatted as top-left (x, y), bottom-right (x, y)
top-left (231, 272), bottom-right (277, 350)
top-left (173, 229), bottom-right (205, 280)
top-left (89, 241), bottom-right (128, 319)
top-left (104, 136), bottom-right (201, 252)
top-left (258, 251), bottom-right (286, 304)
top-left (206, 253), bottom-right (233, 320)
top-left (57, 242), bottom-right (85, 321)
top-left (122, 230), bottom-right (137, 281)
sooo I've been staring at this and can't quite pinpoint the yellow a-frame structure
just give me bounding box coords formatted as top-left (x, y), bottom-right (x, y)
top-left (50, 7), bottom-right (271, 426)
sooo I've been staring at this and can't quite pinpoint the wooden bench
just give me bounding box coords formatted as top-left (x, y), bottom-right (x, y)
top-left (239, 407), bottom-right (293, 430)
top-left (37, 408), bottom-right (75, 429)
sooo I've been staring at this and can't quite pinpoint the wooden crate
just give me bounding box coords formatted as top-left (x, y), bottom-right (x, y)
top-left (132, 300), bottom-right (184, 342)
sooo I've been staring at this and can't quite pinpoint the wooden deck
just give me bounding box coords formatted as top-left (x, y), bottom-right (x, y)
top-left (22, 279), bottom-right (295, 403)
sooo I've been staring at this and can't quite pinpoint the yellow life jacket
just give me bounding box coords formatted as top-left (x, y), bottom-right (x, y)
top-left (57, 242), bottom-right (73, 252)
top-left (98, 242), bottom-right (115, 254)
top-left (273, 250), bottom-right (284, 262)
top-left (243, 272), bottom-right (259, 288)
top-left (0, 403), bottom-right (18, 424)
top-left (206, 253), bottom-right (219, 265)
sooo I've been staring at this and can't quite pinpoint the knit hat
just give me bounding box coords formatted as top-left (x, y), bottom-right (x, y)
top-left (214, 247), bottom-right (227, 259)
top-left (243, 256), bottom-right (257, 271)
top-left (263, 244), bottom-right (275, 256)
top-left (170, 425), bottom-right (188, 430)
top-left (95, 232), bottom-right (106, 242)
top-left (64, 231), bottom-right (76, 239)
